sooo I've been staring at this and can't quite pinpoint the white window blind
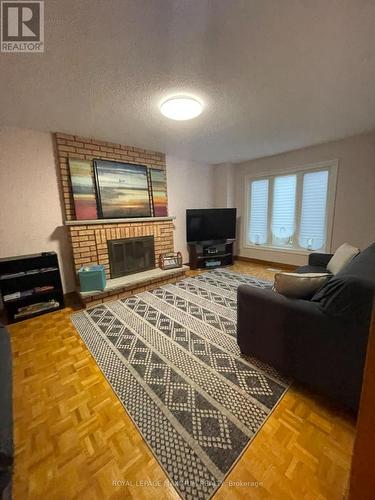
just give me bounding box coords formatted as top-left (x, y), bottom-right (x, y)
top-left (271, 175), bottom-right (296, 246)
top-left (299, 170), bottom-right (329, 250)
top-left (248, 179), bottom-right (269, 245)
top-left (246, 165), bottom-right (334, 252)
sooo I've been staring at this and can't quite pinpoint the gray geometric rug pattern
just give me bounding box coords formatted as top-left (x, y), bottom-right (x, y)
top-left (72, 269), bottom-right (289, 499)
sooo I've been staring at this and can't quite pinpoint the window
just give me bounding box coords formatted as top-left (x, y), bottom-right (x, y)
top-left (299, 170), bottom-right (329, 250)
top-left (249, 179), bottom-right (269, 245)
top-left (246, 163), bottom-right (336, 252)
top-left (271, 175), bottom-right (296, 246)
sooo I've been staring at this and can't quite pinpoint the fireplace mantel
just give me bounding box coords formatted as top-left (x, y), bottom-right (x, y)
top-left (65, 216), bottom-right (176, 226)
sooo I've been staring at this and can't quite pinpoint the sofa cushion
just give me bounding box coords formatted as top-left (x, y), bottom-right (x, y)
top-left (273, 272), bottom-right (330, 300)
top-left (312, 275), bottom-right (374, 321)
top-left (312, 243), bottom-right (375, 321)
top-left (295, 265), bottom-right (328, 274)
top-left (327, 243), bottom-right (360, 275)
top-left (336, 242), bottom-right (375, 282)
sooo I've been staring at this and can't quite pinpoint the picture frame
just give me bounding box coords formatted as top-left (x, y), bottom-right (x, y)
top-left (68, 158), bottom-right (98, 220)
top-left (94, 160), bottom-right (151, 219)
top-left (149, 168), bottom-right (168, 217)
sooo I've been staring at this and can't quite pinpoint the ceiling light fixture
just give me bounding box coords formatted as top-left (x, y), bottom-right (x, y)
top-left (160, 96), bottom-right (203, 121)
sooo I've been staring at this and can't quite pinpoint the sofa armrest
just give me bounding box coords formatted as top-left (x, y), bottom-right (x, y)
top-left (237, 284), bottom-right (324, 322)
top-left (308, 252), bottom-right (333, 267)
top-left (236, 284), bottom-right (325, 370)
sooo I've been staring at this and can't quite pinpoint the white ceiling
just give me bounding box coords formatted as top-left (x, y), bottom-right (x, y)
top-left (1, 0), bottom-right (375, 164)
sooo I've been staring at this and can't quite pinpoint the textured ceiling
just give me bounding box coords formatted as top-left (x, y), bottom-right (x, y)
top-left (1, 0), bottom-right (375, 164)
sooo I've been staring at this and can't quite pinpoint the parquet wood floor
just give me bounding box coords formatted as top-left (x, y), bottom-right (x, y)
top-left (8, 262), bottom-right (355, 499)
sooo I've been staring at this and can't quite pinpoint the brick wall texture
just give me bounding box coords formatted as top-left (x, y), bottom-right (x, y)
top-left (55, 133), bottom-right (174, 280)
top-left (69, 221), bottom-right (174, 279)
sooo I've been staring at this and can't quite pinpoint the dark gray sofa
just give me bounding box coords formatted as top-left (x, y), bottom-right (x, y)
top-left (295, 251), bottom-right (333, 274)
top-left (237, 243), bottom-right (375, 412)
top-left (0, 323), bottom-right (13, 499)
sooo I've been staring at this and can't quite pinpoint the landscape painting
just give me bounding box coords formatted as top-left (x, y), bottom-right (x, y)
top-left (94, 160), bottom-right (151, 218)
top-left (68, 159), bottom-right (98, 220)
top-left (150, 168), bottom-right (168, 216)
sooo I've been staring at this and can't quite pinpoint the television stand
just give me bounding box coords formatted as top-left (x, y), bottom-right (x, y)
top-left (188, 241), bottom-right (234, 270)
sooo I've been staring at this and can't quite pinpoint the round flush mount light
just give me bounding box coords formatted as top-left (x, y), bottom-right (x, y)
top-left (160, 96), bottom-right (203, 121)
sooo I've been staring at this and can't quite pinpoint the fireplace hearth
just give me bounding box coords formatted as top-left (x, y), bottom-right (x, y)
top-left (108, 236), bottom-right (155, 278)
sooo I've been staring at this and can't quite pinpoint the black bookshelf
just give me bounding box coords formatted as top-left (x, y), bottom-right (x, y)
top-left (0, 252), bottom-right (64, 324)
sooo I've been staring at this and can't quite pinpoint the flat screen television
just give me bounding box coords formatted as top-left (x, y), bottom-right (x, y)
top-left (186, 208), bottom-right (237, 242)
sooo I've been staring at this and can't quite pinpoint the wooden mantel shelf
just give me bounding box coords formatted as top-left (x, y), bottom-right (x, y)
top-left (65, 216), bottom-right (176, 226)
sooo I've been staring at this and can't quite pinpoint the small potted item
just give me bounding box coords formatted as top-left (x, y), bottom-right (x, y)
top-left (78, 265), bottom-right (106, 292)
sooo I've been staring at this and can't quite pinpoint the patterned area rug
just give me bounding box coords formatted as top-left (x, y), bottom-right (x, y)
top-left (72, 269), bottom-right (289, 499)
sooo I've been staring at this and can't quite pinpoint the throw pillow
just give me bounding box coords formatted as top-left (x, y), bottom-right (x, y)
top-left (327, 243), bottom-right (360, 275)
top-left (273, 272), bottom-right (330, 300)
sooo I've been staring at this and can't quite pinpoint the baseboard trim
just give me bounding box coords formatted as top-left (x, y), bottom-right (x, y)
top-left (234, 255), bottom-right (296, 270)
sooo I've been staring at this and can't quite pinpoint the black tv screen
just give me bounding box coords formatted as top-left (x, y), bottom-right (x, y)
top-left (186, 208), bottom-right (237, 242)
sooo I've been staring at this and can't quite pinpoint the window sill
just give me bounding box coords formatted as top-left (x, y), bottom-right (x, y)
top-left (243, 243), bottom-right (320, 256)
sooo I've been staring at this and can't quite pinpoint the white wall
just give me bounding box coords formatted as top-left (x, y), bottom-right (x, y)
top-left (166, 156), bottom-right (214, 263)
top-left (214, 131), bottom-right (375, 265)
top-left (0, 127), bottom-right (76, 292)
top-left (213, 163), bottom-right (235, 208)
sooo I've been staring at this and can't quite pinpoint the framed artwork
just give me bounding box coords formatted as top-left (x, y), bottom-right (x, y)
top-left (94, 160), bottom-right (151, 218)
top-left (150, 168), bottom-right (168, 217)
top-left (68, 158), bottom-right (98, 220)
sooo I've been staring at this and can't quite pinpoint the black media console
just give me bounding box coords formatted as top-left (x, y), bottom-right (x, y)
top-left (187, 241), bottom-right (234, 270)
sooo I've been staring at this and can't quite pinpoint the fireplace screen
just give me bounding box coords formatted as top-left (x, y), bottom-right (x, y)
top-left (108, 236), bottom-right (155, 278)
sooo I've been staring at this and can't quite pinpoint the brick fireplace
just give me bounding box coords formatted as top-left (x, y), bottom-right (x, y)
top-left (66, 219), bottom-right (174, 278)
top-left (108, 236), bottom-right (155, 278)
top-left (55, 132), bottom-right (186, 306)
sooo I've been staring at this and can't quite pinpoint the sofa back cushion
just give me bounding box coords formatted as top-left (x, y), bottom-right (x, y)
top-left (336, 242), bottom-right (375, 282)
top-left (312, 243), bottom-right (375, 319)
top-left (326, 243), bottom-right (360, 274)
top-left (312, 276), bottom-right (373, 317)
